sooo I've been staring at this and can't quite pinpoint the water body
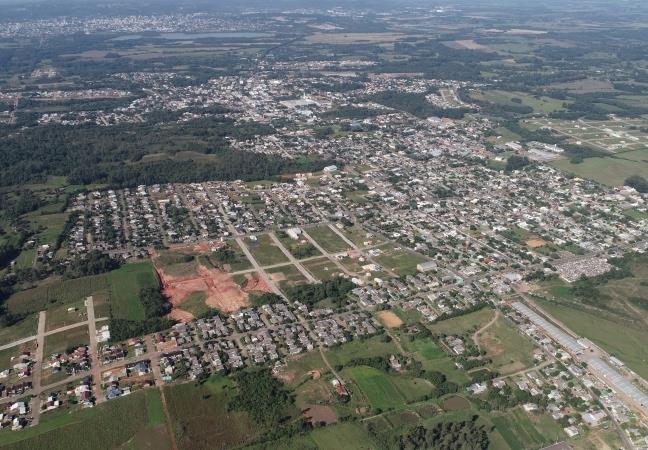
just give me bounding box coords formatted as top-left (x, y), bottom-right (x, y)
top-left (113, 32), bottom-right (271, 41)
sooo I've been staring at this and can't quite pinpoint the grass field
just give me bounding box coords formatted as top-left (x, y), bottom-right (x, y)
top-left (164, 375), bottom-right (259, 450)
top-left (474, 89), bottom-right (567, 113)
top-left (479, 316), bottom-right (536, 375)
top-left (179, 291), bottom-right (212, 318)
top-left (306, 225), bottom-right (350, 253)
top-left (552, 155), bottom-right (648, 186)
top-left (44, 326), bottom-right (89, 355)
top-left (45, 299), bottom-right (87, 332)
top-left (0, 314), bottom-right (38, 344)
top-left (0, 389), bottom-right (170, 450)
top-left (246, 234), bottom-right (289, 266)
top-left (211, 240), bottom-right (253, 272)
top-left (325, 335), bottom-right (399, 368)
top-left (374, 245), bottom-right (428, 277)
top-left (340, 226), bottom-right (384, 248)
top-left (345, 366), bottom-right (407, 411)
top-left (107, 262), bottom-right (159, 321)
top-left (429, 307), bottom-right (495, 336)
top-left (6, 274), bottom-right (108, 316)
top-left (492, 408), bottom-right (563, 450)
top-left (266, 264), bottom-right (309, 290)
top-left (536, 297), bottom-right (648, 379)
top-left (302, 257), bottom-right (345, 281)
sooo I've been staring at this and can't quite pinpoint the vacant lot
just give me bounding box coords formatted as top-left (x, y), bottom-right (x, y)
top-left (374, 245), bottom-right (428, 277)
top-left (246, 234), bottom-right (289, 266)
top-left (108, 262), bottom-right (159, 321)
top-left (43, 325), bottom-right (89, 356)
top-left (164, 375), bottom-right (259, 450)
top-left (303, 257), bottom-right (345, 281)
top-left (376, 310), bottom-right (403, 328)
top-left (7, 274), bottom-right (108, 316)
top-left (306, 225), bottom-right (350, 253)
top-left (479, 316), bottom-right (536, 375)
top-left (552, 156), bottom-right (648, 186)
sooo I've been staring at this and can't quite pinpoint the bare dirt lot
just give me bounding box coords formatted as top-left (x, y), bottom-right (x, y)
top-left (526, 238), bottom-right (548, 249)
top-left (377, 310), bottom-right (404, 328)
top-left (302, 405), bottom-right (338, 425)
top-left (157, 263), bottom-right (252, 321)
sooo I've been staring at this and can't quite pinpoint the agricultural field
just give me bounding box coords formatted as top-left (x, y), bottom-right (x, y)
top-left (305, 225), bottom-right (350, 253)
top-left (245, 234), bottom-right (289, 267)
top-left (373, 244), bottom-right (428, 277)
top-left (6, 274), bottom-right (108, 317)
top-left (0, 389), bottom-right (171, 450)
top-left (107, 262), bottom-right (159, 321)
top-left (164, 375), bottom-right (259, 450)
top-left (303, 32), bottom-right (406, 45)
top-left (473, 89), bottom-right (567, 114)
top-left (551, 154), bottom-right (648, 187)
top-left (344, 366), bottom-right (431, 411)
top-left (492, 408), bottom-right (564, 450)
top-left (43, 326), bottom-right (89, 355)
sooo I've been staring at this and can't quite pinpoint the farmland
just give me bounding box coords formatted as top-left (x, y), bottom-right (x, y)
top-left (6, 274), bottom-right (109, 317)
top-left (0, 389), bottom-right (170, 450)
top-left (164, 375), bottom-right (259, 450)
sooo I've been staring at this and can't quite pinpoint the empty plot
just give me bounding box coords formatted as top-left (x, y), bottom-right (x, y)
top-left (246, 234), bottom-right (289, 266)
top-left (108, 262), bottom-right (159, 321)
top-left (303, 257), bottom-right (345, 281)
top-left (306, 225), bottom-right (350, 253)
top-left (44, 326), bottom-right (89, 355)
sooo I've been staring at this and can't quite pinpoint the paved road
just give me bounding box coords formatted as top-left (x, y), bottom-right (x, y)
top-left (268, 232), bottom-right (318, 283)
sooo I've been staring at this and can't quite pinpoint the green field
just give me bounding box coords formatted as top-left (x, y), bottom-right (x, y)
top-left (45, 299), bottom-right (87, 332)
top-left (303, 257), bottom-right (345, 281)
top-left (306, 225), bottom-right (350, 253)
top-left (0, 389), bottom-right (171, 450)
top-left (325, 335), bottom-right (400, 368)
top-left (475, 89), bottom-right (567, 113)
top-left (409, 337), bottom-right (445, 361)
top-left (164, 375), bottom-right (259, 450)
top-left (429, 307), bottom-right (495, 336)
top-left (178, 291), bottom-right (212, 318)
top-left (0, 314), bottom-right (38, 344)
top-left (480, 316), bottom-right (536, 375)
top-left (492, 409), bottom-right (562, 450)
top-left (245, 234), bottom-right (289, 266)
top-left (374, 245), bottom-right (429, 277)
top-left (6, 274), bottom-right (108, 316)
top-left (552, 155), bottom-right (648, 187)
top-left (43, 326), bottom-right (89, 355)
top-left (107, 262), bottom-right (159, 321)
top-left (346, 366), bottom-right (407, 410)
top-left (266, 264), bottom-right (309, 289)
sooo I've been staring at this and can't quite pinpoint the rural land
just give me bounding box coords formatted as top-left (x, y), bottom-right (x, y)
top-left (0, 0), bottom-right (647, 449)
